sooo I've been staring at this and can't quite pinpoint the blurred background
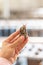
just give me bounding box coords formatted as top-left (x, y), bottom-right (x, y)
top-left (0, 0), bottom-right (43, 19)
top-left (0, 0), bottom-right (43, 37)
top-left (0, 0), bottom-right (43, 65)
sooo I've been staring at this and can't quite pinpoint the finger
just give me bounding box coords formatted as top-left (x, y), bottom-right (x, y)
top-left (10, 34), bottom-right (20, 43)
top-left (5, 30), bottom-right (20, 42)
top-left (15, 37), bottom-right (28, 53)
top-left (15, 47), bottom-right (19, 55)
top-left (11, 38), bottom-right (28, 63)
top-left (11, 37), bottom-right (28, 61)
top-left (10, 35), bottom-right (25, 48)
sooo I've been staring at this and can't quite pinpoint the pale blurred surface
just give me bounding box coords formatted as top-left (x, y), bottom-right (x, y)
top-left (0, 0), bottom-right (43, 19)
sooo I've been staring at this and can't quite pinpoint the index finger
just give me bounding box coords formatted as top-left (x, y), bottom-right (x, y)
top-left (5, 30), bottom-right (20, 42)
top-left (15, 37), bottom-right (28, 54)
top-left (18, 37), bottom-right (28, 51)
top-left (10, 35), bottom-right (25, 48)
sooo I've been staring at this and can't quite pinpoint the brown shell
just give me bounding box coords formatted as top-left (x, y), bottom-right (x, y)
top-left (20, 25), bottom-right (27, 38)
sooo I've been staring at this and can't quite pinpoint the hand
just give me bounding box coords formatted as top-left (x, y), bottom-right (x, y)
top-left (0, 30), bottom-right (28, 63)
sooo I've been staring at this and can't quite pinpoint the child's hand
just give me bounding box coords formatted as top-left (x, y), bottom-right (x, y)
top-left (0, 30), bottom-right (28, 63)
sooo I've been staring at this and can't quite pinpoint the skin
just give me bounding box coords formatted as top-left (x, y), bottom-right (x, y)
top-left (0, 30), bottom-right (28, 63)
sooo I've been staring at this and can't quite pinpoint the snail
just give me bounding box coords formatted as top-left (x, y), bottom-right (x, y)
top-left (20, 25), bottom-right (27, 39)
